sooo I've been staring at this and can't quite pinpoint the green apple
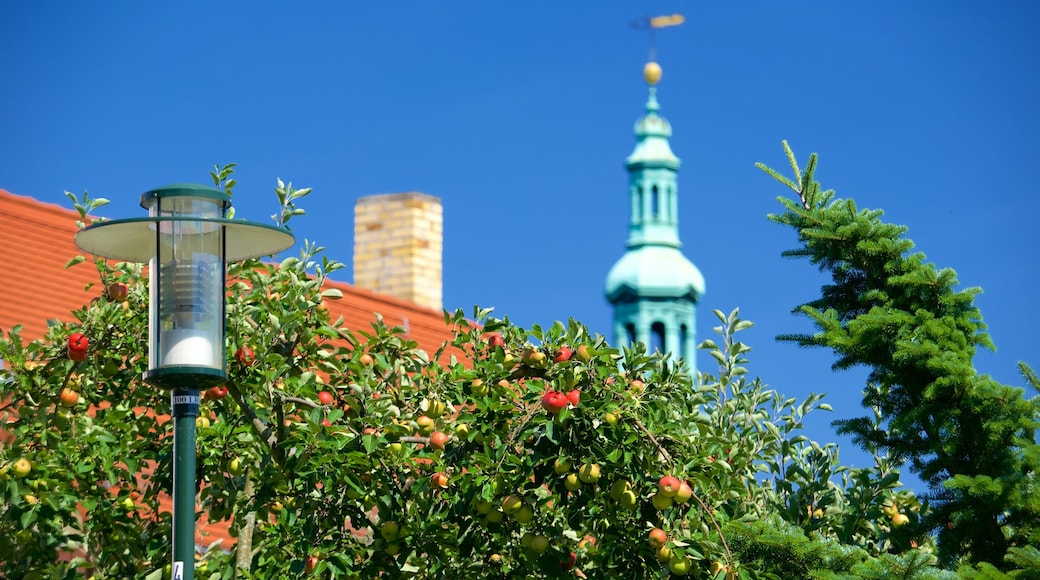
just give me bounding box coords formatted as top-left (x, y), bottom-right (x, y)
top-left (528, 534), bottom-right (549, 553)
top-left (486, 509), bottom-right (504, 524)
top-left (668, 554), bottom-right (692, 576)
top-left (618, 489), bottom-right (639, 510)
top-left (228, 457), bottom-right (246, 476)
top-left (513, 504), bottom-right (534, 525)
top-left (380, 521), bottom-right (400, 541)
top-left (656, 545), bottom-right (672, 562)
top-left (652, 491), bottom-right (673, 510)
top-left (578, 463), bottom-right (601, 484)
top-left (609, 480), bottom-right (631, 500)
top-left (554, 457), bottom-right (572, 475)
top-left (502, 495), bottom-right (523, 514)
top-left (455, 423), bottom-right (471, 440)
top-left (12, 458), bottom-right (31, 478)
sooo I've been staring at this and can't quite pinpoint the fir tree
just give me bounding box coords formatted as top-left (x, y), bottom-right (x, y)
top-left (758, 142), bottom-right (1040, 568)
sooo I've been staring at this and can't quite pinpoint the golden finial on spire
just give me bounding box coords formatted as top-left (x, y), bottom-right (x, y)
top-left (644, 62), bottom-right (662, 85)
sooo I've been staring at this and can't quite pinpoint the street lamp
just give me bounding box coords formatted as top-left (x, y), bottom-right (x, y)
top-left (75, 184), bottom-right (294, 580)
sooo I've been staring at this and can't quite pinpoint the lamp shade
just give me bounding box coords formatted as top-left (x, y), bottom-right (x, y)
top-left (74, 184), bottom-right (295, 388)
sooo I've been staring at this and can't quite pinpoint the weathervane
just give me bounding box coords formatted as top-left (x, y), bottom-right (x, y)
top-left (630, 13), bottom-right (684, 65)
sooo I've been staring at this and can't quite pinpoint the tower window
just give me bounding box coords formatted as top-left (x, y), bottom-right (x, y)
top-left (625, 323), bottom-right (636, 345)
top-left (651, 185), bottom-right (660, 218)
top-left (679, 324), bottom-right (688, 358)
top-left (651, 321), bottom-right (665, 353)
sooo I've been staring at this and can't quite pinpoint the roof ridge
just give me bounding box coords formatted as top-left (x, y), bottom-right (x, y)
top-left (0, 188), bottom-right (83, 221)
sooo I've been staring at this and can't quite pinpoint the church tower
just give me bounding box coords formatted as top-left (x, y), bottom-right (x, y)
top-left (604, 61), bottom-right (705, 372)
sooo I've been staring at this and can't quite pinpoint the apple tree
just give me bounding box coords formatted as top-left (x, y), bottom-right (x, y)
top-left (1, 167), bottom-right (943, 579)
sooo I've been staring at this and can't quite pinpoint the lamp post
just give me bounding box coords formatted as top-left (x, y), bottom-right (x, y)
top-left (75, 184), bottom-right (294, 580)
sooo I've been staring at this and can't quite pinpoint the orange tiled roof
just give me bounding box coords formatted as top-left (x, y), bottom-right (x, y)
top-left (0, 189), bottom-right (99, 340)
top-left (0, 187), bottom-right (462, 552)
top-left (0, 188), bottom-right (457, 353)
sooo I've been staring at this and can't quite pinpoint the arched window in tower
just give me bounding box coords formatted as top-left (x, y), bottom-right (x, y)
top-left (679, 324), bottom-right (688, 358)
top-left (625, 323), bottom-right (636, 346)
top-left (650, 321), bottom-right (665, 353)
top-left (651, 185), bottom-right (660, 218)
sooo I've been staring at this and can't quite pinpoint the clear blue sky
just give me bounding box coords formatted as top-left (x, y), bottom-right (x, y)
top-left (3, 2), bottom-right (1038, 489)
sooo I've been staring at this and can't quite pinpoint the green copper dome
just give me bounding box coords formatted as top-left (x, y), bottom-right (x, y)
top-left (604, 245), bottom-right (705, 302)
top-left (626, 89), bottom-right (680, 169)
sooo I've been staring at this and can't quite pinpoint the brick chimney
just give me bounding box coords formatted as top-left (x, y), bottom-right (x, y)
top-left (353, 192), bottom-right (443, 311)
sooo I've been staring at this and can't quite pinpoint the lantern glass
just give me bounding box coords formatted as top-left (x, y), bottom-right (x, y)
top-left (146, 194), bottom-right (226, 378)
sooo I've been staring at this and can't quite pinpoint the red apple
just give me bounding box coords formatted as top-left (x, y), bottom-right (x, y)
top-left (541, 391), bottom-right (568, 414)
top-left (674, 481), bottom-right (693, 504)
top-left (317, 391), bottom-right (334, 406)
top-left (487, 333), bottom-right (505, 349)
top-left (59, 388), bottom-right (79, 408)
top-left (204, 386), bottom-right (228, 401)
top-left (235, 346), bottom-right (255, 367)
top-left (658, 475), bottom-right (681, 497)
top-left (359, 353), bottom-right (374, 366)
top-left (560, 551), bottom-right (577, 571)
top-left (554, 346), bottom-right (573, 363)
top-left (304, 555), bottom-right (319, 574)
top-left (432, 472), bottom-right (449, 488)
top-left (68, 333), bottom-right (89, 361)
top-left (106, 282), bottom-right (129, 302)
top-left (566, 389), bottom-right (581, 407)
top-left (429, 431), bottom-right (449, 450)
top-left (648, 527), bottom-right (668, 549)
top-left (321, 418), bottom-right (332, 427)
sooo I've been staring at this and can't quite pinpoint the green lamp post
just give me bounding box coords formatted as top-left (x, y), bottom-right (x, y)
top-left (75, 184), bottom-right (294, 580)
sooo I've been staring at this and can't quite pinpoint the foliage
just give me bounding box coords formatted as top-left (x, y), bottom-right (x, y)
top-left (0, 169), bottom-right (944, 579)
top-left (758, 141), bottom-right (1040, 570)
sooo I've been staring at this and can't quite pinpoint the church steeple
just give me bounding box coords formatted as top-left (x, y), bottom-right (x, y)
top-left (605, 61), bottom-right (705, 372)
